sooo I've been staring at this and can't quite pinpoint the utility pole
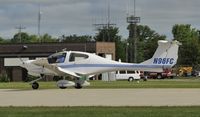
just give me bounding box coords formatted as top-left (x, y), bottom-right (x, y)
top-left (93, 0), bottom-right (116, 42)
top-left (126, 0), bottom-right (140, 63)
top-left (38, 4), bottom-right (42, 43)
top-left (15, 25), bottom-right (26, 43)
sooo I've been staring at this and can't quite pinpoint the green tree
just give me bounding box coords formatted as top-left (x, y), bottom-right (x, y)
top-left (172, 24), bottom-right (199, 42)
top-left (0, 37), bottom-right (3, 41)
top-left (0, 37), bottom-right (12, 43)
top-left (29, 35), bottom-right (39, 43)
top-left (94, 26), bottom-right (125, 61)
top-left (61, 34), bottom-right (93, 42)
top-left (127, 24), bottom-right (166, 63)
top-left (172, 24), bottom-right (200, 67)
top-left (41, 33), bottom-right (57, 43)
top-left (94, 26), bottom-right (121, 42)
top-left (115, 40), bottom-right (126, 61)
top-left (11, 32), bottom-right (30, 43)
top-left (11, 33), bottom-right (57, 43)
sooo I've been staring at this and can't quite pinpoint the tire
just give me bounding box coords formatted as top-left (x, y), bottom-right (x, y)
top-left (59, 86), bottom-right (67, 89)
top-left (75, 83), bottom-right (82, 89)
top-left (157, 74), bottom-right (162, 79)
top-left (128, 77), bottom-right (134, 82)
top-left (32, 82), bottom-right (39, 89)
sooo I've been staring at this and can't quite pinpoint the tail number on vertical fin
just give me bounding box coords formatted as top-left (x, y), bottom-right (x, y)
top-left (153, 58), bottom-right (174, 64)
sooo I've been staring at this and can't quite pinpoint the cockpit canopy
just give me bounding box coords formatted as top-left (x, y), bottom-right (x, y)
top-left (69, 53), bottom-right (89, 62)
top-left (47, 51), bottom-right (89, 64)
top-left (48, 52), bottom-right (66, 64)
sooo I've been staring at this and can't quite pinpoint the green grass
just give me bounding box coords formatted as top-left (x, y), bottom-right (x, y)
top-left (0, 82), bottom-right (56, 89)
top-left (90, 78), bottom-right (200, 88)
top-left (0, 106), bottom-right (200, 117)
top-left (0, 78), bottom-right (200, 89)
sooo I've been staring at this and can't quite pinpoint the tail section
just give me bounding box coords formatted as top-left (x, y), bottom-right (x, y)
top-left (141, 40), bottom-right (181, 69)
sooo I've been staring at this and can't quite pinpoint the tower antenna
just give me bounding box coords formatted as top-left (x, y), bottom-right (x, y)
top-left (126, 0), bottom-right (140, 63)
top-left (15, 25), bottom-right (26, 43)
top-left (93, 0), bottom-right (116, 42)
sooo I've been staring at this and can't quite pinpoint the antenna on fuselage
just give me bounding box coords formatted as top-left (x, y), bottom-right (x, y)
top-left (62, 48), bottom-right (67, 51)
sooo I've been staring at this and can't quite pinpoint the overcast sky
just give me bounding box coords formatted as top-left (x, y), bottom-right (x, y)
top-left (0, 0), bottom-right (200, 39)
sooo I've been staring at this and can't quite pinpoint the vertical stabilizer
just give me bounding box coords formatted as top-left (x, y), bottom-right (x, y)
top-left (141, 40), bottom-right (181, 69)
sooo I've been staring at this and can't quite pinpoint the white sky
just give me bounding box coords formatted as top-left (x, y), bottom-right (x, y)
top-left (0, 0), bottom-right (200, 39)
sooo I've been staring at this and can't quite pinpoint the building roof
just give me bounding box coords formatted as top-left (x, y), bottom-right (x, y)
top-left (0, 42), bottom-right (115, 58)
top-left (0, 42), bottom-right (96, 57)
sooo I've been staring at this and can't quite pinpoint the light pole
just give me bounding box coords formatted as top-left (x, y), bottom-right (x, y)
top-left (38, 4), bottom-right (42, 43)
top-left (126, 42), bottom-right (129, 62)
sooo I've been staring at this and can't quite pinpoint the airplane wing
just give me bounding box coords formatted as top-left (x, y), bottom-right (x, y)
top-left (57, 67), bottom-right (80, 78)
top-left (31, 58), bottom-right (81, 78)
top-left (57, 66), bottom-right (94, 78)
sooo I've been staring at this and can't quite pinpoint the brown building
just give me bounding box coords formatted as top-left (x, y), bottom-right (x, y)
top-left (0, 42), bottom-right (115, 81)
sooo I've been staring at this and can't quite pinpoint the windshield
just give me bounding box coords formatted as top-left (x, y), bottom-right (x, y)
top-left (48, 52), bottom-right (66, 64)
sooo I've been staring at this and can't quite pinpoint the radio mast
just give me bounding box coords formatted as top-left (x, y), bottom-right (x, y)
top-left (126, 0), bottom-right (140, 63)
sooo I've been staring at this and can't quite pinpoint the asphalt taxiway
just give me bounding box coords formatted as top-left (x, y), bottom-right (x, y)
top-left (0, 89), bottom-right (200, 106)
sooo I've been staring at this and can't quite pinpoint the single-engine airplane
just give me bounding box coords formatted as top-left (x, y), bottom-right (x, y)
top-left (20, 40), bottom-right (181, 89)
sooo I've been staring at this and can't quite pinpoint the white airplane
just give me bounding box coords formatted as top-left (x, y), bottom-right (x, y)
top-left (20, 40), bottom-right (181, 89)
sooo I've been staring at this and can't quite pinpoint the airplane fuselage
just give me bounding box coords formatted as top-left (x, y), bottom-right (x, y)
top-left (21, 51), bottom-right (171, 77)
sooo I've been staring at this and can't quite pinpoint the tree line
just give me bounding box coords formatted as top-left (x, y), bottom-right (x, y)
top-left (0, 24), bottom-right (200, 68)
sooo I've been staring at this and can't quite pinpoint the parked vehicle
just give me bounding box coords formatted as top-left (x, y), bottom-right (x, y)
top-left (116, 70), bottom-right (141, 82)
top-left (178, 67), bottom-right (192, 77)
top-left (140, 69), bottom-right (175, 79)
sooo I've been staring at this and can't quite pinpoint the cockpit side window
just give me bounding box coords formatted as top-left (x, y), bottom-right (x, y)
top-left (48, 53), bottom-right (66, 64)
top-left (69, 53), bottom-right (89, 62)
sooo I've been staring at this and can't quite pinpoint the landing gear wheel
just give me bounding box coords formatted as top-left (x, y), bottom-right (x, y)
top-left (59, 86), bottom-right (67, 89)
top-left (32, 82), bottom-right (39, 89)
top-left (75, 83), bottom-right (82, 89)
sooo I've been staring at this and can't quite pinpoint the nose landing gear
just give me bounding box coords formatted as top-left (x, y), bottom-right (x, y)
top-left (29, 74), bottom-right (44, 90)
top-left (32, 82), bottom-right (39, 89)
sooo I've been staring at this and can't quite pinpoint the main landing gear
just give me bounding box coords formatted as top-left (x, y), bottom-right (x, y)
top-left (74, 77), bottom-right (85, 89)
top-left (75, 83), bottom-right (82, 89)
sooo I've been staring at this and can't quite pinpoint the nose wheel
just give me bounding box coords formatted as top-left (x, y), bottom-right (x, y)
top-left (32, 82), bottom-right (39, 89)
top-left (29, 74), bottom-right (44, 90)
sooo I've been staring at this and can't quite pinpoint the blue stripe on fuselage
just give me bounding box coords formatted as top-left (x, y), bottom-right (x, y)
top-left (58, 64), bottom-right (170, 69)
